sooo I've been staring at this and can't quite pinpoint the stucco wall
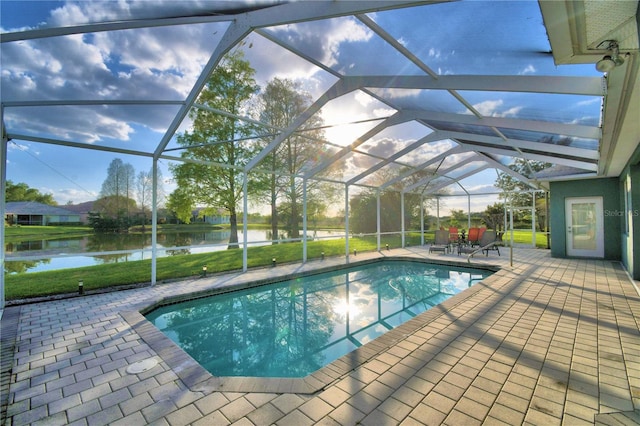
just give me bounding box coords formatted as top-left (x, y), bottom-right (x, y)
top-left (620, 164), bottom-right (640, 279)
top-left (549, 178), bottom-right (621, 260)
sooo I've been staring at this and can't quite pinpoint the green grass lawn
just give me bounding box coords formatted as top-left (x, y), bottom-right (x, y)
top-left (4, 227), bottom-right (548, 301)
top-left (505, 229), bottom-right (550, 248)
top-left (4, 235), bottom-right (411, 300)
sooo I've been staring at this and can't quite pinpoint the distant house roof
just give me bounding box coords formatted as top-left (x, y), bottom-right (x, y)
top-left (64, 201), bottom-right (96, 214)
top-left (5, 201), bottom-right (78, 216)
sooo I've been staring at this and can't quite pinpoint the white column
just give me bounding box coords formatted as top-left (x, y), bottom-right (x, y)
top-left (0, 108), bottom-right (6, 309)
top-left (242, 173), bottom-right (248, 272)
top-left (503, 199), bottom-right (508, 234)
top-left (420, 195), bottom-right (424, 246)
top-left (401, 191), bottom-right (405, 247)
top-left (509, 199), bottom-right (514, 267)
top-left (151, 158), bottom-right (158, 285)
top-left (302, 178), bottom-right (308, 262)
top-left (345, 184), bottom-right (350, 261)
top-left (532, 191), bottom-right (536, 248)
top-left (376, 190), bottom-right (381, 251)
top-left (467, 194), bottom-right (471, 229)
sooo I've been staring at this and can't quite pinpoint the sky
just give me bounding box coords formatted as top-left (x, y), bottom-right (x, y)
top-left (0, 0), bottom-right (602, 215)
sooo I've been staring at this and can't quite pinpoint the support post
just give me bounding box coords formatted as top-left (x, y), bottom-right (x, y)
top-left (503, 198), bottom-right (508, 236)
top-left (345, 184), bottom-right (350, 261)
top-left (545, 191), bottom-right (550, 249)
top-left (151, 158), bottom-right (158, 285)
top-left (302, 178), bottom-right (308, 263)
top-left (376, 190), bottom-right (381, 251)
top-left (401, 191), bottom-right (405, 248)
top-left (242, 173), bottom-right (248, 272)
top-left (467, 194), bottom-right (471, 229)
top-left (532, 191), bottom-right (536, 248)
top-left (420, 195), bottom-right (424, 246)
top-left (1, 110), bottom-right (6, 309)
top-left (510, 199), bottom-right (514, 267)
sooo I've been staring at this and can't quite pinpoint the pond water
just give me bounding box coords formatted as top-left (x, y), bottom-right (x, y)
top-left (5, 229), bottom-right (342, 274)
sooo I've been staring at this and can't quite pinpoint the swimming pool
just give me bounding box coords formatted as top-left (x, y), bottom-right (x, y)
top-left (145, 260), bottom-right (493, 378)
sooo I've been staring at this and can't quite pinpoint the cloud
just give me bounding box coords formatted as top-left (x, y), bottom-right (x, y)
top-left (575, 97), bottom-right (601, 107)
top-left (361, 138), bottom-right (400, 158)
top-left (1, 2), bottom-right (231, 144)
top-left (243, 34), bottom-right (330, 94)
top-left (472, 99), bottom-right (503, 116)
top-left (269, 16), bottom-right (372, 69)
top-left (354, 91), bottom-right (374, 108)
top-left (395, 139), bottom-right (457, 167)
top-left (4, 105), bottom-right (135, 144)
top-left (373, 88), bottom-right (422, 100)
top-left (46, 187), bottom-right (99, 205)
top-left (3, 4), bottom-right (379, 149)
top-left (518, 64), bottom-right (536, 75)
top-left (500, 106), bottom-right (523, 117)
top-left (47, 1), bottom-right (233, 27)
top-left (463, 183), bottom-right (499, 193)
top-left (350, 152), bottom-right (379, 172)
top-left (471, 99), bottom-right (522, 118)
top-left (7, 141), bottom-right (32, 153)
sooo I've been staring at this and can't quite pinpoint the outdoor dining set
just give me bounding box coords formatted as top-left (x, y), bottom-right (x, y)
top-left (429, 227), bottom-right (502, 257)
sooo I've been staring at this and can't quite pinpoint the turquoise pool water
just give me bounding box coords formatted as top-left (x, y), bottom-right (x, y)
top-left (145, 260), bottom-right (493, 378)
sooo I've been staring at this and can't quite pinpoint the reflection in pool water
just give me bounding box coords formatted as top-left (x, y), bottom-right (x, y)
top-left (145, 260), bottom-right (493, 378)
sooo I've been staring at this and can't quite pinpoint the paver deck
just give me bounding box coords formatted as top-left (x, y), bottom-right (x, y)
top-left (2, 247), bottom-right (639, 425)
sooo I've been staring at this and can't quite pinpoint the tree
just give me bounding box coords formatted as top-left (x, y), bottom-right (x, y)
top-left (349, 189), bottom-right (417, 234)
top-left (495, 158), bottom-right (547, 205)
top-left (5, 181), bottom-right (57, 205)
top-left (169, 50), bottom-right (260, 249)
top-left (91, 195), bottom-right (138, 232)
top-left (166, 187), bottom-right (193, 224)
top-left (136, 167), bottom-right (164, 226)
top-left (483, 202), bottom-right (505, 231)
top-left (349, 167), bottom-right (441, 234)
top-left (136, 169), bottom-right (152, 224)
top-left (448, 209), bottom-right (467, 228)
top-left (99, 158), bottom-right (136, 219)
top-left (253, 78), bottom-right (338, 241)
top-left (495, 158), bottom-right (549, 233)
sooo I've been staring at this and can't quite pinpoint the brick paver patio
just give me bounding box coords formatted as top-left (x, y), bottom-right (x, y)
top-left (2, 247), bottom-right (639, 425)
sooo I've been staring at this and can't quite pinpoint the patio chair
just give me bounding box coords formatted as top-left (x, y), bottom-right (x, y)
top-left (476, 227), bottom-right (487, 245)
top-left (449, 227), bottom-right (459, 244)
top-left (479, 230), bottom-right (500, 256)
top-left (429, 229), bottom-right (450, 254)
top-left (458, 230), bottom-right (500, 257)
top-left (467, 227), bottom-right (480, 245)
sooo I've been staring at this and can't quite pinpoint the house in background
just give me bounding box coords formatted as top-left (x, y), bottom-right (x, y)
top-left (191, 208), bottom-right (230, 225)
top-left (63, 201), bottom-right (95, 224)
top-left (5, 201), bottom-right (81, 226)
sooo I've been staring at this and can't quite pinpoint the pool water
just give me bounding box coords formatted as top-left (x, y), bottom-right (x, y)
top-left (145, 260), bottom-right (493, 378)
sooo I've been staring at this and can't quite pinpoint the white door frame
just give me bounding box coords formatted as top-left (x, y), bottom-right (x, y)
top-left (565, 196), bottom-right (604, 258)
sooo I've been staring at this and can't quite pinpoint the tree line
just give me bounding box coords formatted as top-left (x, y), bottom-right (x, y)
top-left (5, 181), bottom-right (57, 205)
top-left (88, 159), bottom-right (165, 232)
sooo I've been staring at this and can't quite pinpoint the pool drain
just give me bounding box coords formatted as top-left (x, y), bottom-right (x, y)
top-left (126, 358), bottom-right (158, 374)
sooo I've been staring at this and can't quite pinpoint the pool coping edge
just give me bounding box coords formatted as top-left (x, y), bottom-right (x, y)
top-left (121, 256), bottom-right (502, 395)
